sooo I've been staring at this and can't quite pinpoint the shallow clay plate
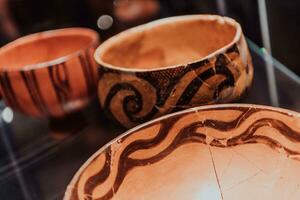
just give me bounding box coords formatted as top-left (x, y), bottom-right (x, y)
top-left (64, 104), bottom-right (300, 200)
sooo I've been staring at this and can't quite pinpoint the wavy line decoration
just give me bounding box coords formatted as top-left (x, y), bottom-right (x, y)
top-left (98, 36), bottom-right (253, 128)
top-left (48, 63), bottom-right (71, 106)
top-left (65, 105), bottom-right (300, 200)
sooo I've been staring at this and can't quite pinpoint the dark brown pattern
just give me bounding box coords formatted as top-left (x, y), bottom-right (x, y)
top-left (68, 106), bottom-right (300, 200)
top-left (48, 63), bottom-right (71, 106)
top-left (98, 42), bottom-right (250, 128)
top-left (0, 28), bottom-right (99, 117)
top-left (0, 72), bottom-right (24, 112)
top-left (174, 55), bottom-right (235, 109)
top-left (0, 47), bottom-right (97, 117)
top-left (20, 70), bottom-right (49, 115)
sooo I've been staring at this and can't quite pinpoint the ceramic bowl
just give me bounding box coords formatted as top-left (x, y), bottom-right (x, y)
top-left (95, 15), bottom-right (253, 128)
top-left (0, 28), bottom-right (99, 117)
top-left (64, 104), bottom-right (300, 200)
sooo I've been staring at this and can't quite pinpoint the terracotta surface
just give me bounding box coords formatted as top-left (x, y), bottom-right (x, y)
top-left (64, 104), bottom-right (300, 200)
top-left (0, 28), bottom-right (100, 117)
top-left (95, 15), bottom-right (254, 128)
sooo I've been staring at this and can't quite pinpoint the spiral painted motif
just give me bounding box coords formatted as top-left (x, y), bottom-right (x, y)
top-left (98, 36), bottom-right (253, 128)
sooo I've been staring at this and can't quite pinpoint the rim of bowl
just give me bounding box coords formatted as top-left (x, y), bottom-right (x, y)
top-left (94, 14), bottom-right (242, 72)
top-left (64, 103), bottom-right (300, 199)
top-left (0, 27), bottom-right (99, 72)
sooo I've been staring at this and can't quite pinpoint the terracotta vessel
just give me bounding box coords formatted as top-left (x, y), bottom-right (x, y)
top-left (0, 28), bottom-right (99, 117)
top-left (64, 104), bottom-right (300, 200)
top-left (95, 15), bottom-right (253, 128)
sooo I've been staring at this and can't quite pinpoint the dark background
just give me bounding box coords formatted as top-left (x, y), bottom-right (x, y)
top-left (0, 0), bottom-right (299, 75)
top-left (0, 1), bottom-right (300, 200)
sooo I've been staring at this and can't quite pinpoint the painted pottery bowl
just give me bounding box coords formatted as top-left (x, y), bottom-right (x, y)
top-left (0, 28), bottom-right (99, 117)
top-left (64, 104), bottom-right (300, 200)
top-left (95, 15), bottom-right (253, 128)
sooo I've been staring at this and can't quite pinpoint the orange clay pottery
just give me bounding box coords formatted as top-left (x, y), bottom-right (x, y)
top-left (64, 104), bottom-right (300, 200)
top-left (0, 28), bottom-right (99, 117)
top-left (95, 15), bottom-right (253, 128)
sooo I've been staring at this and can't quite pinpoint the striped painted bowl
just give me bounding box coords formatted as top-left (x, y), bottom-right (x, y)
top-left (0, 28), bottom-right (99, 117)
top-left (64, 104), bottom-right (300, 200)
top-left (95, 15), bottom-right (253, 128)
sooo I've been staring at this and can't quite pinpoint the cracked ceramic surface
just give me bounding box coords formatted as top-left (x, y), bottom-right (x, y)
top-left (64, 104), bottom-right (300, 200)
top-left (0, 28), bottom-right (99, 117)
top-left (95, 15), bottom-right (253, 128)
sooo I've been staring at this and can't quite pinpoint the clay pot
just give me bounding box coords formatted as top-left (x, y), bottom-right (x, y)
top-left (64, 104), bottom-right (300, 200)
top-left (0, 28), bottom-right (99, 117)
top-left (95, 15), bottom-right (253, 128)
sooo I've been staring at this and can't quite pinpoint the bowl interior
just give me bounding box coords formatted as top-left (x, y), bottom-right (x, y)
top-left (0, 28), bottom-right (97, 71)
top-left (66, 105), bottom-right (300, 200)
top-left (99, 16), bottom-right (237, 69)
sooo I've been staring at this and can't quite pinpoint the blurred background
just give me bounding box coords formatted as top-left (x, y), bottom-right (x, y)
top-left (0, 1), bottom-right (300, 200)
top-left (0, 0), bottom-right (299, 75)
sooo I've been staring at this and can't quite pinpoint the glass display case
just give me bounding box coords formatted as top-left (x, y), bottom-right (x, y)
top-left (1, 0), bottom-right (300, 199)
top-left (0, 39), bottom-right (299, 200)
